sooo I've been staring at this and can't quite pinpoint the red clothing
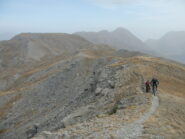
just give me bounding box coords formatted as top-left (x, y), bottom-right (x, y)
top-left (145, 81), bottom-right (150, 86)
top-left (145, 81), bottom-right (150, 92)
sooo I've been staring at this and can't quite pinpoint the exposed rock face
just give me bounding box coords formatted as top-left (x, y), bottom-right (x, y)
top-left (33, 57), bottom-right (151, 139)
top-left (0, 56), bottom-right (108, 139)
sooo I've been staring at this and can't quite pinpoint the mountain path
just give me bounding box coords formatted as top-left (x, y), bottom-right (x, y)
top-left (115, 95), bottom-right (159, 139)
top-left (34, 95), bottom-right (159, 139)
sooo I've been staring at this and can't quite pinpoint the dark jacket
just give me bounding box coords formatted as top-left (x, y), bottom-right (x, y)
top-left (151, 78), bottom-right (159, 86)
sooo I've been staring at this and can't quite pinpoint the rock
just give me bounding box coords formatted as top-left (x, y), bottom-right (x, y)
top-left (62, 106), bottom-right (93, 127)
top-left (108, 80), bottom-right (115, 89)
top-left (101, 70), bottom-right (108, 78)
top-left (33, 131), bottom-right (62, 139)
top-left (117, 95), bottom-right (148, 109)
top-left (95, 87), bottom-right (102, 96)
top-left (26, 123), bottom-right (39, 138)
top-left (101, 88), bottom-right (111, 96)
top-left (14, 73), bottom-right (20, 80)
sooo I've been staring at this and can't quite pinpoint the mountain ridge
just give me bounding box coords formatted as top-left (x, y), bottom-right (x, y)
top-left (75, 27), bottom-right (152, 54)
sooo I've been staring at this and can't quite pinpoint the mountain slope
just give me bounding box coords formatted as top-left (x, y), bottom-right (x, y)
top-left (33, 56), bottom-right (185, 139)
top-left (0, 33), bottom-right (97, 91)
top-left (0, 34), bottom-right (144, 138)
top-left (75, 28), bottom-right (152, 53)
top-left (0, 33), bottom-right (185, 139)
top-left (146, 31), bottom-right (185, 63)
top-left (0, 33), bottom-right (93, 69)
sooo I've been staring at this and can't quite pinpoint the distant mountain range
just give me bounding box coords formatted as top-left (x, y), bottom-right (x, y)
top-left (76, 28), bottom-right (185, 64)
top-left (146, 31), bottom-right (185, 64)
top-left (1, 28), bottom-right (185, 64)
top-left (75, 27), bottom-right (152, 54)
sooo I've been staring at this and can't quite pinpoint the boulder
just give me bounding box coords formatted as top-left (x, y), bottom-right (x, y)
top-left (95, 87), bottom-right (102, 96)
top-left (26, 123), bottom-right (39, 138)
top-left (108, 80), bottom-right (115, 89)
top-left (62, 105), bottom-right (94, 127)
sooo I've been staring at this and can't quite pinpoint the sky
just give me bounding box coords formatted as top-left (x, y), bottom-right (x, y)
top-left (0, 0), bottom-right (185, 41)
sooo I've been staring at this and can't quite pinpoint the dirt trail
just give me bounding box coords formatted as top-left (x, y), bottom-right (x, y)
top-left (34, 95), bottom-right (159, 139)
top-left (141, 93), bottom-right (185, 139)
top-left (115, 95), bottom-right (159, 139)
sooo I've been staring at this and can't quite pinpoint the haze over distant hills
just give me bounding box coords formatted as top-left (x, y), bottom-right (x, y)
top-left (1, 28), bottom-right (185, 64)
top-left (76, 28), bottom-right (185, 64)
top-left (146, 31), bottom-right (185, 64)
top-left (75, 27), bottom-right (152, 54)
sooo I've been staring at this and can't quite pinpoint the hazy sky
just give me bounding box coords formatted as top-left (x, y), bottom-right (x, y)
top-left (0, 0), bottom-right (185, 40)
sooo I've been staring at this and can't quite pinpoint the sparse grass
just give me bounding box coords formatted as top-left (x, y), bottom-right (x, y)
top-left (0, 129), bottom-right (8, 134)
top-left (143, 93), bottom-right (185, 137)
top-left (109, 105), bottom-right (118, 115)
top-left (111, 56), bottom-right (185, 98)
top-left (108, 103), bottom-right (118, 115)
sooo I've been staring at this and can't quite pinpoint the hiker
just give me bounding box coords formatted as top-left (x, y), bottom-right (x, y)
top-left (150, 77), bottom-right (159, 94)
top-left (145, 80), bottom-right (150, 92)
